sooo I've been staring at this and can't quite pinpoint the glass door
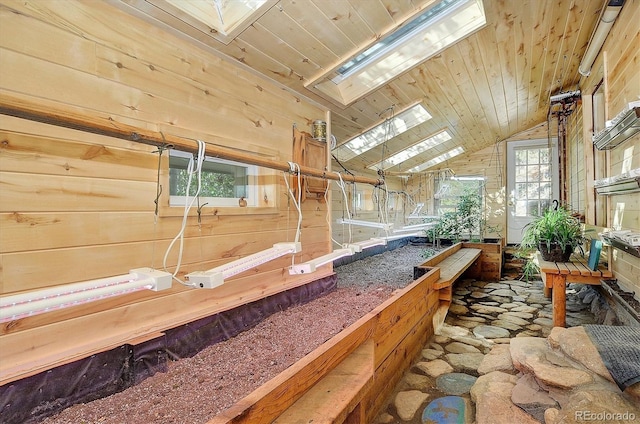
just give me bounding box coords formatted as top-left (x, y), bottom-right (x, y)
top-left (506, 138), bottom-right (559, 244)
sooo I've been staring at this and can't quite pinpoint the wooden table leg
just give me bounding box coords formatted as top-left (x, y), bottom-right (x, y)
top-left (541, 272), bottom-right (552, 298)
top-left (551, 274), bottom-right (567, 327)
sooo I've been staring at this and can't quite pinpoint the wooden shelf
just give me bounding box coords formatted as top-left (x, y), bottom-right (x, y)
top-left (600, 234), bottom-right (640, 258)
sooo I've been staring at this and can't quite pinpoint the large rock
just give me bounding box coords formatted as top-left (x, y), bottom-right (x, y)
top-left (449, 304), bottom-right (469, 315)
top-left (546, 389), bottom-right (640, 424)
top-left (403, 372), bottom-right (432, 390)
top-left (473, 324), bottom-right (510, 339)
top-left (436, 373), bottom-right (477, 395)
top-left (421, 348), bottom-right (444, 361)
top-left (445, 341), bottom-right (481, 354)
top-left (471, 372), bottom-right (539, 424)
top-left (470, 304), bottom-right (509, 314)
top-left (415, 359), bottom-right (453, 378)
top-left (547, 326), bottom-right (614, 383)
top-left (394, 390), bottom-right (429, 421)
top-left (477, 344), bottom-right (515, 375)
top-left (510, 337), bottom-right (593, 389)
top-left (511, 373), bottom-right (559, 422)
top-left (445, 353), bottom-right (485, 373)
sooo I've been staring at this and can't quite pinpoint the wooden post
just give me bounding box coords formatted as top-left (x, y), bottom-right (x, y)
top-left (551, 274), bottom-right (567, 327)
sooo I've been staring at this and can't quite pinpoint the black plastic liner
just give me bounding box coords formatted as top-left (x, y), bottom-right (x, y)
top-left (0, 274), bottom-right (337, 424)
top-left (333, 235), bottom-right (412, 267)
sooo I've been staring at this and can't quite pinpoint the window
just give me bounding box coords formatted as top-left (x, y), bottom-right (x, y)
top-left (308, 0), bottom-right (486, 105)
top-left (435, 176), bottom-right (484, 215)
top-left (169, 150), bottom-right (257, 207)
top-left (513, 146), bottom-right (553, 217)
top-left (332, 103), bottom-right (432, 161)
top-left (367, 130), bottom-right (452, 171)
top-left (407, 147), bottom-right (464, 172)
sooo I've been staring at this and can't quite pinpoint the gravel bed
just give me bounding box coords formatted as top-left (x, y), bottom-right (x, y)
top-left (38, 244), bottom-right (428, 424)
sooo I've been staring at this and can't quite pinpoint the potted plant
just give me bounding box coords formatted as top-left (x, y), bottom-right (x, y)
top-left (520, 204), bottom-right (589, 262)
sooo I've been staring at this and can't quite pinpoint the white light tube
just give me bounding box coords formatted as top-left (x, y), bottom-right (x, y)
top-left (346, 238), bottom-right (387, 253)
top-left (394, 222), bottom-right (438, 233)
top-left (337, 218), bottom-right (394, 231)
top-left (381, 232), bottom-right (423, 241)
top-left (288, 248), bottom-right (355, 275)
top-left (578, 2), bottom-right (622, 76)
top-left (0, 268), bottom-right (172, 323)
top-left (187, 242), bottom-right (302, 288)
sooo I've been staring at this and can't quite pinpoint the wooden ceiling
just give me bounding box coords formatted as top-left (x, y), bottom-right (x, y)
top-left (118, 0), bottom-right (604, 174)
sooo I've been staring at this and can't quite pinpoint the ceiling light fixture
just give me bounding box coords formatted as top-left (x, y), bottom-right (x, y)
top-left (0, 269), bottom-right (172, 323)
top-left (578, 0), bottom-right (624, 76)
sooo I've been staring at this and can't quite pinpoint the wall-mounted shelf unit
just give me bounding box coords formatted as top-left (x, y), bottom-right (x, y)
top-left (600, 231), bottom-right (640, 258)
top-left (593, 106), bottom-right (640, 150)
top-left (594, 168), bottom-right (640, 195)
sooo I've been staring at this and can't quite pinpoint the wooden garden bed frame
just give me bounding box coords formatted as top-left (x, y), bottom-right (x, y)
top-left (209, 241), bottom-right (501, 423)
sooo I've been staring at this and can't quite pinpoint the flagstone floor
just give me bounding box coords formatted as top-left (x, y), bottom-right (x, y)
top-left (374, 276), bottom-right (639, 424)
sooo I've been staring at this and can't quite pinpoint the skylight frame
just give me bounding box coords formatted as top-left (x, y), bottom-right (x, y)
top-left (332, 103), bottom-right (432, 162)
top-left (367, 130), bottom-right (452, 171)
top-left (126, 0), bottom-right (277, 45)
top-left (307, 0), bottom-right (487, 106)
top-left (332, 0), bottom-right (460, 84)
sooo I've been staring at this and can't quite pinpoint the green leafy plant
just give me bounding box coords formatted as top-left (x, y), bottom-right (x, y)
top-left (434, 188), bottom-right (481, 242)
top-left (520, 204), bottom-right (590, 261)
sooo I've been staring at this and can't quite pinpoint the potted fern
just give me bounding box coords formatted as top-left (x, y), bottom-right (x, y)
top-left (520, 204), bottom-right (588, 262)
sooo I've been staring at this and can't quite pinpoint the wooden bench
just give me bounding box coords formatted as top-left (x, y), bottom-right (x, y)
top-left (535, 252), bottom-right (613, 327)
top-left (415, 243), bottom-right (482, 333)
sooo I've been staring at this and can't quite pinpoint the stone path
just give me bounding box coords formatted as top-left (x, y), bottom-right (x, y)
top-left (374, 278), bottom-right (640, 424)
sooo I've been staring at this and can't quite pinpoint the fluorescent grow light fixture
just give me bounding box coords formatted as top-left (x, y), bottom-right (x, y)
top-left (578, 0), bottom-right (624, 76)
top-left (289, 248), bottom-right (355, 275)
top-left (394, 222), bottom-right (438, 233)
top-left (346, 238), bottom-right (388, 253)
top-left (187, 242), bottom-right (301, 288)
top-left (337, 218), bottom-right (393, 231)
top-left (0, 268), bottom-right (172, 323)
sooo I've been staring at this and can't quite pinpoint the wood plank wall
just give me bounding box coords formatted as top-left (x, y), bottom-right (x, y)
top-left (576, 0), bottom-right (640, 297)
top-left (0, 0), bottom-right (354, 384)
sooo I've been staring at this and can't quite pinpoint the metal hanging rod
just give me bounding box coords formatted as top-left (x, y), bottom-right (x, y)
top-left (0, 94), bottom-right (383, 186)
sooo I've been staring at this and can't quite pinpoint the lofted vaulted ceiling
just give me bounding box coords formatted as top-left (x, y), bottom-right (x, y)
top-left (117, 0), bottom-right (605, 175)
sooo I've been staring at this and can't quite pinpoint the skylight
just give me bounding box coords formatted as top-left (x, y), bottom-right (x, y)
top-left (308, 0), bottom-right (486, 106)
top-left (332, 104), bottom-right (432, 161)
top-left (132, 0), bottom-right (275, 45)
top-left (407, 147), bottom-right (465, 172)
top-left (368, 130), bottom-right (452, 170)
top-left (164, 0), bottom-right (268, 35)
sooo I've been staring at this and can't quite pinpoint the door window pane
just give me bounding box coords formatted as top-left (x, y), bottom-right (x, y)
top-left (513, 146), bottom-right (553, 217)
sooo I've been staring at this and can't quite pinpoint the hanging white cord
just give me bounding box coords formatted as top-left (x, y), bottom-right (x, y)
top-left (324, 180), bottom-right (343, 247)
top-left (283, 162), bottom-right (302, 244)
top-left (163, 139), bottom-right (206, 286)
top-left (335, 172), bottom-right (352, 244)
